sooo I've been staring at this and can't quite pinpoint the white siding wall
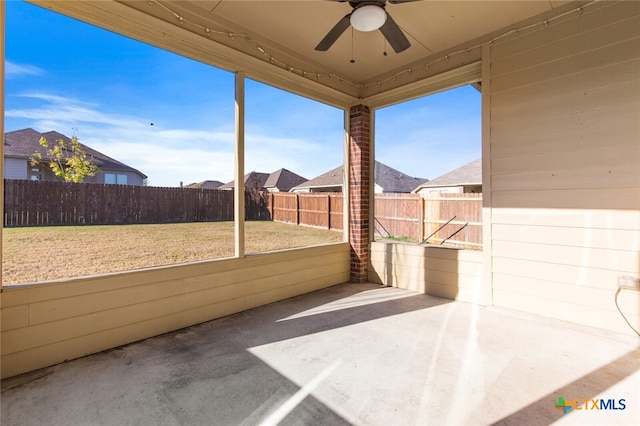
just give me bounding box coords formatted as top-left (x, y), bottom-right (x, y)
top-left (4, 158), bottom-right (26, 180)
top-left (487, 1), bottom-right (640, 333)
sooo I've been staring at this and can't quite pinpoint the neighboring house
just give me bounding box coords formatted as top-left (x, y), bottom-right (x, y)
top-left (4, 128), bottom-right (147, 186)
top-left (292, 161), bottom-right (427, 193)
top-left (413, 158), bottom-right (482, 195)
top-left (184, 180), bottom-right (225, 190)
top-left (291, 165), bottom-right (343, 193)
top-left (263, 168), bottom-right (307, 192)
top-left (218, 171), bottom-right (270, 191)
top-left (219, 168), bottom-right (307, 192)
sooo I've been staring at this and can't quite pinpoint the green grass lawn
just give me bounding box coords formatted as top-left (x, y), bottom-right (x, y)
top-left (2, 221), bottom-right (343, 285)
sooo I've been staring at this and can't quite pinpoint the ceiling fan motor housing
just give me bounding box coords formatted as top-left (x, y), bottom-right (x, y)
top-left (316, 0), bottom-right (414, 53)
top-left (350, 4), bottom-right (388, 32)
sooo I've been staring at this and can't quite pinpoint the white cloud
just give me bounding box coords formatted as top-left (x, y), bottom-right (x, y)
top-left (6, 92), bottom-right (342, 186)
top-left (6, 93), bottom-right (142, 130)
top-left (89, 141), bottom-right (236, 187)
top-left (5, 61), bottom-right (44, 78)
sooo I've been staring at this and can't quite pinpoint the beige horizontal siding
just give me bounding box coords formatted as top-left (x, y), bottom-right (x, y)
top-left (486, 1), bottom-right (640, 335)
top-left (490, 1), bottom-right (637, 61)
top-left (492, 9), bottom-right (639, 77)
top-left (369, 241), bottom-right (484, 304)
top-left (493, 285), bottom-right (639, 333)
top-left (493, 257), bottom-right (625, 291)
top-left (492, 19), bottom-right (639, 92)
top-left (492, 164), bottom-right (639, 193)
top-left (491, 142), bottom-right (639, 179)
top-left (493, 274), bottom-right (640, 312)
top-left (491, 188), bottom-right (639, 210)
top-left (492, 223), bottom-right (639, 252)
top-left (491, 72), bottom-right (640, 129)
top-left (491, 208), bottom-right (640, 230)
top-left (0, 243), bottom-right (350, 378)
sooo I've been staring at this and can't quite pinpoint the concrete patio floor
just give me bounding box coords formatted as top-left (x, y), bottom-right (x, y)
top-left (2, 283), bottom-right (639, 426)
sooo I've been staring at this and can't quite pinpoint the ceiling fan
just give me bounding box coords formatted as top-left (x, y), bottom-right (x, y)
top-left (315, 0), bottom-right (419, 54)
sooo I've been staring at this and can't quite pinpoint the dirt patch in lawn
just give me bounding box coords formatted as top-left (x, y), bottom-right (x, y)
top-left (2, 221), bottom-right (343, 285)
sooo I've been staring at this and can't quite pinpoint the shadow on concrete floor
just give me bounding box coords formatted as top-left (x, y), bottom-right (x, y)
top-left (2, 283), bottom-right (639, 426)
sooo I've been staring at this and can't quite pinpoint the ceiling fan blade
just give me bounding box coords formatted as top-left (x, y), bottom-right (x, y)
top-left (315, 15), bottom-right (352, 51)
top-left (379, 12), bottom-right (411, 53)
top-left (388, 0), bottom-right (421, 4)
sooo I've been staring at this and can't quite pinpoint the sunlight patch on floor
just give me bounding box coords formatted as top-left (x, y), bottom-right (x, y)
top-left (275, 286), bottom-right (417, 322)
top-left (258, 359), bottom-right (343, 426)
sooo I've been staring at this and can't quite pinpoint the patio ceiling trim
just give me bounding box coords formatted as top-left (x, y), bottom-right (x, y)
top-left (29, 0), bottom-right (359, 109)
top-left (28, 1), bottom-right (593, 110)
top-left (366, 61), bottom-right (482, 110)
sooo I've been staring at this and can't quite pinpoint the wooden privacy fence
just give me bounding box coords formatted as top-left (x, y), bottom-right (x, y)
top-left (376, 193), bottom-right (483, 248)
top-left (4, 179), bottom-right (269, 226)
top-left (269, 192), bottom-right (482, 247)
top-left (4, 179), bottom-right (480, 246)
top-left (375, 193), bottom-right (421, 241)
top-left (268, 192), bottom-right (343, 231)
top-left (422, 193), bottom-right (483, 247)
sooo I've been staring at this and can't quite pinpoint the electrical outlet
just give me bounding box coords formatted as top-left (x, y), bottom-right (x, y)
top-left (618, 276), bottom-right (640, 291)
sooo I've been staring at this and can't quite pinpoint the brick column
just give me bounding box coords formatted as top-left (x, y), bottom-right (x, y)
top-left (348, 105), bottom-right (371, 283)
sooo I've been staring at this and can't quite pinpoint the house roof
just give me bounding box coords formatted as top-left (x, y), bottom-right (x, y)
top-left (293, 165), bottom-right (343, 191)
top-left (263, 168), bottom-right (307, 192)
top-left (4, 128), bottom-right (147, 178)
top-left (293, 161), bottom-right (427, 193)
top-left (375, 162), bottom-right (428, 193)
top-left (413, 159), bottom-right (482, 191)
top-left (219, 171), bottom-right (270, 190)
top-left (185, 180), bottom-right (225, 190)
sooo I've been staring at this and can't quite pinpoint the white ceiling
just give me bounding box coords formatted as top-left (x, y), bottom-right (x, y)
top-left (30, 0), bottom-right (580, 106)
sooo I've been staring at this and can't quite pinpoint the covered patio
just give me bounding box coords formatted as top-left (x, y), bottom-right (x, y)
top-left (2, 283), bottom-right (639, 425)
top-left (1, 0), bottom-right (639, 423)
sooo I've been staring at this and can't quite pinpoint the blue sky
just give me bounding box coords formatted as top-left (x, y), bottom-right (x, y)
top-left (5, 0), bottom-right (480, 187)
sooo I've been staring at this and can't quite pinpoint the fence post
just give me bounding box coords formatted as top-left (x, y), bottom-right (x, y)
top-left (269, 192), bottom-right (274, 220)
top-left (419, 196), bottom-right (425, 242)
top-left (295, 193), bottom-right (300, 225)
top-left (327, 194), bottom-right (331, 230)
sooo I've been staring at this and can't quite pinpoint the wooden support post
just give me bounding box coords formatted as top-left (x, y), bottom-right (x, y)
top-left (234, 72), bottom-right (245, 258)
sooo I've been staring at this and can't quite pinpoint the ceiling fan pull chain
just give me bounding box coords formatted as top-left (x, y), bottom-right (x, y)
top-left (350, 27), bottom-right (356, 63)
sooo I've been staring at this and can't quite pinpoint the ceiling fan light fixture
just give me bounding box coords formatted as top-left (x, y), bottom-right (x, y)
top-left (350, 5), bottom-right (387, 32)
